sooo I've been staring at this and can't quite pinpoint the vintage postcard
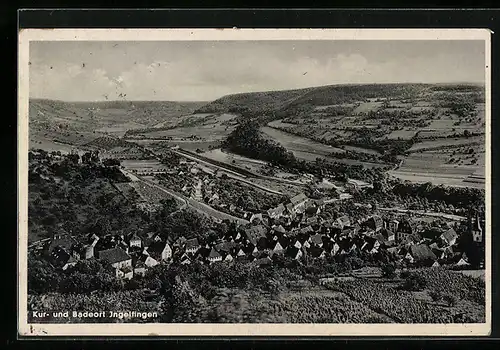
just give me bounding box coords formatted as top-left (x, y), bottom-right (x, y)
top-left (18, 28), bottom-right (491, 336)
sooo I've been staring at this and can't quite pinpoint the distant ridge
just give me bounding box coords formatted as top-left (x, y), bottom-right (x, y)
top-left (194, 82), bottom-right (483, 115)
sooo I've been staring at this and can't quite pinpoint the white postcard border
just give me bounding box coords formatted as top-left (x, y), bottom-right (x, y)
top-left (18, 28), bottom-right (492, 337)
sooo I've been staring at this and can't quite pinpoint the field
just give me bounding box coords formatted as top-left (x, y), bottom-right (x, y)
top-left (29, 99), bottom-right (206, 152)
top-left (121, 159), bottom-right (167, 173)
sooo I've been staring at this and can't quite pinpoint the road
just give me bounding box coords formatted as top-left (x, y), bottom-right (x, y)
top-left (378, 207), bottom-right (467, 222)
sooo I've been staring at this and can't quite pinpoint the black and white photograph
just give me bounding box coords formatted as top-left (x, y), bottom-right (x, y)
top-left (18, 29), bottom-right (491, 336)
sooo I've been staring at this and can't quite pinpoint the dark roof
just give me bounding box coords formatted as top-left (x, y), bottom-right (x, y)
top-left (369, 215), bottom-right (384, 229)
top-left (185, 238), bottom-right (200, 250)
top-left (46, 234), bottom-right (77, 254)
top-left (50, 246), bottom-right (73, 267)
top-left (286, 246), bottom-right (301, 258)
top-left (300, 226), bottom-right (314, 235)
top-left (99, 247), bottom-right (131, 264)
top-left (215, 241), bottom-right (236, 252)
top-left (441, 228), bottom-right (458, 244)
top-left (267, 203), bottom-right (285, 217)
top-left (244, 225), bottom-right (268, 245)
top-left (409, 244), bottom-right (437, 261)
top-left (147, 241), bottom-right (168, 255)
top-left (208, 248), bottom-right (221, 259)
top-left (307, 245), bottom-right (325, 258)
top-left (310, 234), bottom-right (323, 245)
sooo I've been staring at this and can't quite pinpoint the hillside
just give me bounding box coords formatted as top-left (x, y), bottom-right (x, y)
top-left (195, 83), bottom-right (479, 115)
top-left (29, 99), bottom-right (207, 149)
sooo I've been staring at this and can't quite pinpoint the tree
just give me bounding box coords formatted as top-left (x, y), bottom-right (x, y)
top-left (443, 294), bottom-right (458, 307)
top-left (381, 263), bottom-right (396, 279)
top-left (403, 273), bottom-right (427, 291)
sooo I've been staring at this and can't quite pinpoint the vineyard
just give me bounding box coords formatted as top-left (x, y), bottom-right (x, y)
top-left (129, 182), bottom-right (178, 204)
top-left (325, 268), bottom-right (485, 323)
top-left (199, 289), bottom-right (393, 323)
top-left (411, 268), bottom-right (485, 305)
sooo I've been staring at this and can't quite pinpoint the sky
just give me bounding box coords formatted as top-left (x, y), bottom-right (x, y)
top-left (29, 40), bottom-right (486, 102)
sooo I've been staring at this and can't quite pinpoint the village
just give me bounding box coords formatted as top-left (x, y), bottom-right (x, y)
top-left (37, 175), bottom-right (486, 281)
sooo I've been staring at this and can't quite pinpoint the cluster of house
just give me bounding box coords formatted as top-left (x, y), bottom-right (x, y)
top-left (40, 192), bottom-right (485, 280)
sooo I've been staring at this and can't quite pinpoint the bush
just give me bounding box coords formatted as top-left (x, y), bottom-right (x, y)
top-left (403, 274), bottom-right (427, 291)
top-left (443, 294), bottom-right (458, 307)
top-left (381, 264), bottom-right (396, 279)
top-left (429, 290), bottom-right (443, 302)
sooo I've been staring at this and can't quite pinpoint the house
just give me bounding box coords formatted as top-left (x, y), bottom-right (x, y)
top-left (382, 229), bottom-right (396, 242)
top-left (285, 246), bottom-right (303, 260)
top-left (146, 241), bottom-right (173, 262)
top-left (51, 246), bottom-right (78, 270)
top-left (293, 239), bottom-right (302, 249)
top-left (471, 215), bottom-right (484, 243)
top-left (272, 241), bottom-right (285, 254)
top-left (273, 225), bottom-right (286, 235)
top-left (290, 193), bottom-right (308, 212)
top-left (180, 254), bottom-right (191, 265)
top-left (440, 228), bottom-right (458, 247)
top-left (185, 238), bottom-right (201, 254)
top-left (432, 261), bottom-right (441, 267)
top-left (398, 218), bottom-right (418, 236)
top-left (134, 260), bottom-right (147, 277)
top-left (243, 225), bottom-right (268, 246)
top-left (309, 234), bottom-right (324, 247)
top-left (407, 244), bottom-right (437, 265)
top-left (236, 248), bottom-right (247, 259)
top-left (223, 253), bottom-right (234, 263)
top-left (300, 225), bottom-right (314, 235)
top-left (98, 247), bottom-right (132, 270)
top-left (366, 215), bottom-right (384, 232)
top-left (117, 266), bottom-right (134, 280)
top-left (267, 204), bottom-right (286, 219)
top-left (250, 213), bottom-right (264, 223)
top-left (335, 215), bottom-right (351, 229)
top-left (455, 255), bottom-right (470, 267)
top-left (331, 242), bottom-right (341, 256)
top-left (306, 246), bottom-right (326, 259)
top-left (208, 248), bottom-right (222, 263)
top-left (129, 233), bottom-right (142, 248)
top-left (144, 255), bottom-right (160, 268)
top-left (45, 233), bottom-right (78, 256)
top-left (305, 205), bottom-right (321, 217)
top-left (388, 219), bottom-right (399, 233)
top-left (304, 216), bottom-right (318, 226)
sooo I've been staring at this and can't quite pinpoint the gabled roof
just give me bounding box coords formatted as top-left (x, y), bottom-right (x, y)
top-left (185, 238), bottom-right (200, 250)
top-left (286, 246), bottom-right (301, 259)
top-left (147, 241), bottom-right (168, 255)
top-left (99, 247), bottom-right (131, 265)
top-left (267, 203), bottom-right (286, 217)
top-left (441, 228), bottom-right (458, 244)
top-left (208, 248), bottom-right (221, 259)
top-left (290, 193), bottom-right (308, 206)
top-left (307, 245), bottom-right (325, 258)
top-left (310, 234), bottom-right (324, 245)
top-left (244, 225), bottom-right (268, 245)
top-left (336, 215), bottom-right (351, 227)
top-left (300, 226), bottom-right (314, 235)
top-left (273, 225), bottom-right (286, 234)
top-left (409, 244), bottom-right (437, 261)
top-left (46, 234), bottom-right (77, 254)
